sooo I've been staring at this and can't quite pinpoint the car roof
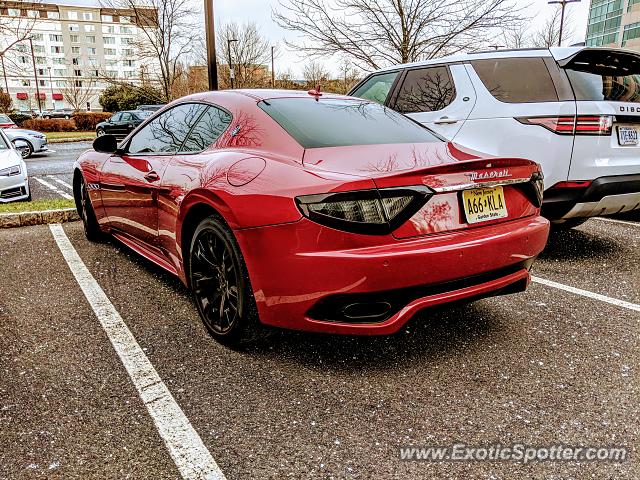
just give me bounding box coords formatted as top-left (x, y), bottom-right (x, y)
top-left (234, 89), bottom-right (356, 101)
top-left (369, 46), bottom-right (638, 73)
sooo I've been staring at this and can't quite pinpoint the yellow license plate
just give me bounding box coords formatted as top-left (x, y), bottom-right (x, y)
top-left (462, 186), bottom-right (508, 224)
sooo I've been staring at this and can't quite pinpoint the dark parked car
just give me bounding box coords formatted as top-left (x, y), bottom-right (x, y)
top-left (41, 108), bottom-right (75, 119)
top-left (96, 110), bottom-right (152, 139)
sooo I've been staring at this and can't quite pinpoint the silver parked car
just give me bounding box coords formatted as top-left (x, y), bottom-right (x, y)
top-left (2, 128), bottom-right (48, 158)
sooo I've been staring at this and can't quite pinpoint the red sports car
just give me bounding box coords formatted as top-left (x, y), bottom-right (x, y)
top-left (74, 90), bottom-right (549, 346)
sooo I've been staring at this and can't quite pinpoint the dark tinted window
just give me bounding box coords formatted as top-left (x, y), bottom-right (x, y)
top-left (567, 70), bottom-right (640, 102)
top-left (351, 71), bottom-right (399, 104)
top-left (111, 113), bottom-right (122, 122)
top-left (259, 98), bottom-right (441, 148)
top-left (181, 106), bottom-right (232, 152)
top-left (394, 66), bottom-right (456, 113)
top-left (128, 103), bottom-right (207, 154)
top-left (471, 58), bottom-right (559, 103)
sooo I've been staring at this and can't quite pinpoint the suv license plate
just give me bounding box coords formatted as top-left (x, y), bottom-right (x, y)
top-left (462, 186), bottom-right (508, 224)
top-left (618, 127), bottom-right (639, 146)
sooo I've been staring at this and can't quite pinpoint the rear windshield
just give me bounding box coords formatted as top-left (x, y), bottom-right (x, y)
top-left (562, 50), bottom-right (640, 102)
top-left (258, 98), bottom-right (441, 148)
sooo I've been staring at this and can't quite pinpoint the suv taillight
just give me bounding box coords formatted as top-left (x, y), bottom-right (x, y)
top-left (516, 115), bottom-right (613, 136)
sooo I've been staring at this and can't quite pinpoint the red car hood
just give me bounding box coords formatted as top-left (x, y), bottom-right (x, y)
top-left (302, 141), bottom-right (538, 191)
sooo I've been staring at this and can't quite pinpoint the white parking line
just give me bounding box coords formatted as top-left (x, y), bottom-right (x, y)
top-left (49, 224), bottom-right (226, 480)
top-left (47, 175), bottom-right (73, 191)
top-left (594, 217), bottom-right (640, 228)
top-left (33, 177), bottom-right (73, 200)
top-left (532, 276), bottom-right (640, 313)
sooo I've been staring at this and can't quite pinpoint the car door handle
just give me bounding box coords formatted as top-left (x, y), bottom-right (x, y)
top-left (434, 116), bottom-right (459, 125)
top-left (144, 171), bottom-right (160, 182)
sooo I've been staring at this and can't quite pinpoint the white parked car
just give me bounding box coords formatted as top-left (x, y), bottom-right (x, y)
top-left (350, 47), bottom-right (640, 227)
top-left (2, 128), bottom-right (48, 158)
top-left (0, 129), bottom-right (30, 202)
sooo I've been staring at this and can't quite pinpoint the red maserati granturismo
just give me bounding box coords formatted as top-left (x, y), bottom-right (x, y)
top-left (74, 89), bottom-right (549, 346)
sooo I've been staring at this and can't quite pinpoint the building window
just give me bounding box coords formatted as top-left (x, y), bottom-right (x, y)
top-left (84, 24), bottom-right (96, 32)
top-left (103, 25), bottom-right (115, 33)
top-left (70, 34), bottom-right (79, 42)
top-left (88, 48), bottom-right (97, 55)
top-left (104, 37), bottom-right (115, 45)
top-left (101, 14), bottom-right (113, 22)
top-left (51, 46), bottom-right (64, 54)
top-left (8, 8), bottom-right (20, 17)
top-left (69, 24), bottom-right (80, 32)
top-left (52, 58), bottom-right (65, 64)
top-left (74, 69), bottom-right (82, 77)
top-left (47, 11), bottom-right (60, 19)
top-left (124, 59), bottom-right (135, 67)
top-left (83, 12), bottom-right (93, 20)
top-left (75, 80), bottom-right (83, 87)
top-left (39, 80), bottom-right (46, 87)
top-left (629, 0), bottom-right (640, 10)
top-left (56, 81), bottom-right (65, 87)
top-left (27, 10), bottom-right (40, 18)
top-left (54, 69), bottom-right (66, 76)
top-left (121, 37), bottom-right (132, 45)
top-left (72, 46), bottom-right (81, 54)
top-left (34, 45), bottom-right (45, 53)
top-left (22, 80), bottom-right (31, 86)
top-left (623, 21), bottom-right (640, 45)
top-left (19, 56), bottom-right (28, 64)
top-left (72, 58), bottom-right (80, 65)
top-left (68, 11), bottom-right (78, 20)
top-left (105, 48), bottom-right (117, 56)
top-left (31, 33), bottom-right (44, 41)
top-left (86, 35), bottom-right (96, 43)
top-left (122, 49), bottom-right (134, 56)
top-left (120, 26), bottom-right (132, 34)
top-left (49, 34), bottom-right (62, 42)
top-left (36, 57), bottom-right (46, 65)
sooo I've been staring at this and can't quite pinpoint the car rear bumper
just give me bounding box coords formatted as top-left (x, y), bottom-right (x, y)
top-left (543, 174), bottom-right (640, 219)
top-left (235, 215), bottom-right (550, 335)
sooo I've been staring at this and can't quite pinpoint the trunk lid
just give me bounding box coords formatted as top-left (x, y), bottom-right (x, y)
top-left (555, 48), bottom-right (640, 181)
top-left (303, 142), bottom-right (542, 238)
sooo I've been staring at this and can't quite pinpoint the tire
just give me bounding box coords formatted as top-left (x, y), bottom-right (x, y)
top-left (551, 218), bottom-right (589, 230)
top-left (96, 128), bottom-right (105, 137)
top-left (77, 177), bottom-right (103, 242)
top-left (189, 216), bottom-right (266, 347)
top-left (19, 140), bottom-right (33, 159)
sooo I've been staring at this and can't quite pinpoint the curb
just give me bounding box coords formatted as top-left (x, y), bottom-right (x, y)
top-left (0, 208), bottom-right (79, 228)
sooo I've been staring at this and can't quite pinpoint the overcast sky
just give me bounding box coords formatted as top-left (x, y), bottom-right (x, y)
top-left (215, 0), bottom-right (590, 77)
top-left (45, 0), bottom-right (592, 78)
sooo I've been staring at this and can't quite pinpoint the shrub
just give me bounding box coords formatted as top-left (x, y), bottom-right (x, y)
top-left (73, 112), bottom-right (112, 131)
top-left (8, 112), bottom-right (32, 127)
top-left (22, 118), bottom-right (76, 132)
top-left (99, 84), bottom-right (164, 112)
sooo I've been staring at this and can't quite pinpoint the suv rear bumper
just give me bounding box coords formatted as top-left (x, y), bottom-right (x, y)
top-left (542, 174), bottom-right (640, 220)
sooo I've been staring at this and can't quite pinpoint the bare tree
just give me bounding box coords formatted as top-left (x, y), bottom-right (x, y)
top-left (62, 76), bottom-right (98, 111)
top-left (531, 8), bottom-right (573, 48)
top-left (502, 22), bottom-right (529, 49)
top-left (101, 0), bottom-right (201, 101)
top-left (0, 1), bottom-right (37, 59)
top-left (303, 60), bottom-right (330, 87)
top-left (273, 0), bottom-right (523, 70)
top-left (217, 22), bottom-right (272, 89)
top-left (337, 58), bottom-right (361, 94)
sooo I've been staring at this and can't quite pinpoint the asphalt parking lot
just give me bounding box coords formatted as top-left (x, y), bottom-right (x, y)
top-left (0, 216), bottom-right (638, 479)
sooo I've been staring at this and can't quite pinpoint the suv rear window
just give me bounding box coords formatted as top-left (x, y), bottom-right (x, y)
top-left (561, 50), bottom-right (640, 103)
top-left (259, 98), bottom-right (441, 148)
top-left (471, 58), bottom-right (559, 103)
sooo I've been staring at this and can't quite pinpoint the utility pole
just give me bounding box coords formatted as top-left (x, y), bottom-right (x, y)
top-left (28, 37), bottom-right (42, 113)
top-left (548, 0), bottom-right (581, 46)
top-left (271, 46), bottom-right (275, 88)
top-left (204, 0), bottom-right (218, 90)
top-left (47, 66), bottom-right (54, 109)
top-left (227, 38), bottom-right (237, 89)
top-left (0, 53), bottom-right (8, 94)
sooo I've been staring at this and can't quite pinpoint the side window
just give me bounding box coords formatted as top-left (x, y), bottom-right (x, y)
top-left (111, 113), bottom-right (122, 122)
top-left (180, 106), bottom-right (232, 153)
top-left (127, 103), bottom-right (208, 154)
top-left (121, 113), bottom-right (131, 122)
top-left (394, 66), bottom-right (456, 114)
top-left (351, 71), bottom-right (399, 104)
top-left (471, 58), bottom-right (559, 103)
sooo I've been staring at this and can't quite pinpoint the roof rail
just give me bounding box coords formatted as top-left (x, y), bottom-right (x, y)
top-left (468, 47), bottom-right (548, 55)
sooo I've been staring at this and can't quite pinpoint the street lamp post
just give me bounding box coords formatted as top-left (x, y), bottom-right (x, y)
top-left (47, 66), bottom-right (54, 109)
top-left (548, 0), bottom-right (581, 47)
top-left (28, 37), bottom-right (42, 113)
top-left (204, 0), bottom-right (218, 90)
top-left (227, 38), bottom-right (238, 89)
top-left (271, 46), bottom-right (275, 88)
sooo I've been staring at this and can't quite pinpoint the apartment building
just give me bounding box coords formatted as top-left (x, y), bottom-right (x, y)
top-left (0, 1), bottom-right (157, 111)
top-left (586, 0), bottom-right (640, 49)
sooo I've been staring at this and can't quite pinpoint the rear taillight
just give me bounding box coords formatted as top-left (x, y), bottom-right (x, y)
top-left (551, 180), bottom-right (592, 189)
top-left (516, 115), bottom-right (613, 136)
top-left (296, 186), bottom-right (432, 235)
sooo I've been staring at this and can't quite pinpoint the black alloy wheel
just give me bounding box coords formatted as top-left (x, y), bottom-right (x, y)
top-left (189, 216), bottom-right (264, 346)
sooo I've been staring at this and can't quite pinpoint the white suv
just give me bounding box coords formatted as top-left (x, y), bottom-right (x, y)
top-left (350, 47), bottom-right (640, 227)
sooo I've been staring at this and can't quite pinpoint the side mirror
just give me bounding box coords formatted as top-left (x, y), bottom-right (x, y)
top-left (93, 134), bottom-right (118, 154)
